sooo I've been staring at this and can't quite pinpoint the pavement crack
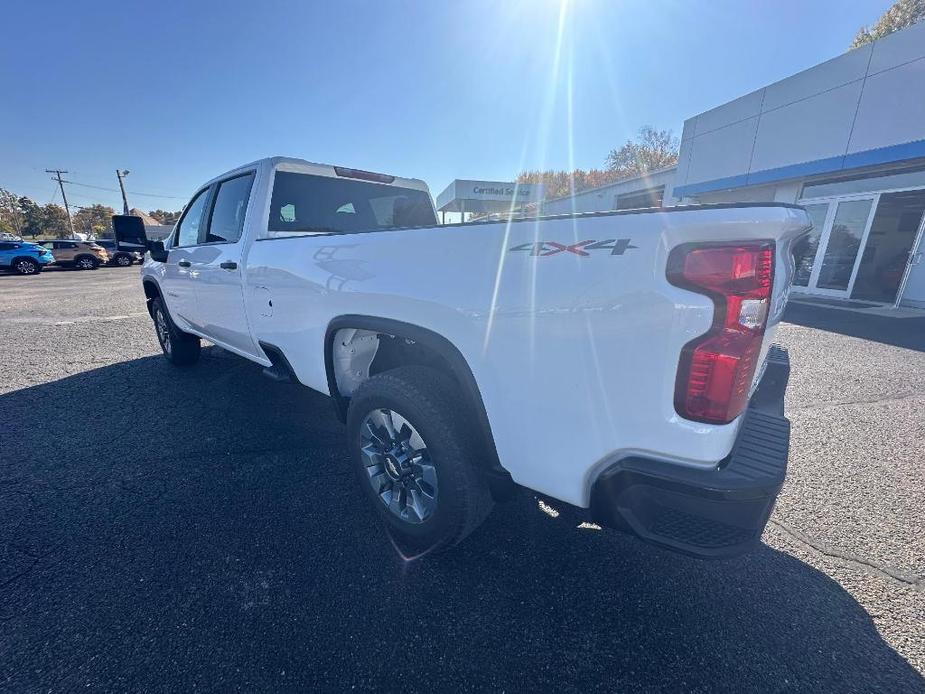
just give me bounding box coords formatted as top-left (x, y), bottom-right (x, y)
top-left (771, 519), bottom-right (923, 589)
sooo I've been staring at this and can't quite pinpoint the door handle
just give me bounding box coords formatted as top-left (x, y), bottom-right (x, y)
top-left (220, 261), bottom-right (238, 271)
top-left (177, 260), bottom-right (191, 268)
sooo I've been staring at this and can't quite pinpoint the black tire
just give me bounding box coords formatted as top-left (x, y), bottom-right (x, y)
top-left (151, 296), bottom-right (201, 366)
top-left (12, 258), bottom-right (40, 275)
top-left (115, 254), bottom-right (132, 267)
top-left (346, 366), bottom-right (493, 553)
top-left (75, 255), bottom-right (99, 270)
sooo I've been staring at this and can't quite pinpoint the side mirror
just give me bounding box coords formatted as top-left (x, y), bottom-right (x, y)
top-left (148, 241), bottom-right (169, 263)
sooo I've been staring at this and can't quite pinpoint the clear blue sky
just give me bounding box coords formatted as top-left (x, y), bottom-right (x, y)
top-left (0, 0), bottom-right (891, 212)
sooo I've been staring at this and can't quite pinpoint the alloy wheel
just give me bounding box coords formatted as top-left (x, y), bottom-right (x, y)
top-left (359, 408), bottom-right (437, 524)
top-left (155, 309), bottom-right (172, 355)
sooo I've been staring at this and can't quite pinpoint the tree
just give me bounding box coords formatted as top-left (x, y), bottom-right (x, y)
top-left (517, 125), bottom-right (680, 201)
top-left (850, 0), bottom-right (925, 48)
top-left (516, 168), bottom-right (624, 200)
top-left (73, 204), bottom-right (117, 237)
top-left (148, 209), bottom-right (181, 225)
top-left (605, 126), bottom-right (679, 178)
top-left (18, 197), bottom-right (44, 238)
top-left (0, 188), bottom-right (23, 234)
top-left (41, 204), bottom-right (71, 238)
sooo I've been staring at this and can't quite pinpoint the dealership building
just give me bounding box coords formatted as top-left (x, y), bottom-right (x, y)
top-left (542, 21), bottom-right (925, 309)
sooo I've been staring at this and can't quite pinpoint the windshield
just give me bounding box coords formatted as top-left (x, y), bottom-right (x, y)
top-left (266, 171), bottom-right (436, 238)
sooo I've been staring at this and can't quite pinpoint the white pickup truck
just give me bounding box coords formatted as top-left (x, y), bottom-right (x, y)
top-left (119, 156), bottom-right (809, 558)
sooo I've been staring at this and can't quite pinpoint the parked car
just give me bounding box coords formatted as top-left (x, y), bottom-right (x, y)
top-left (38, 240), bottom-right (109, 269)
top-left (123, 156), bottom-right (810, 558)
top-left (93, 239), bottom-right (141, 266)
top-left (0, 240), bottom-right (55, 274)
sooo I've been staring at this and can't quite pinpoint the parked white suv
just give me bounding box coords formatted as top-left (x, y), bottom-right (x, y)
top-left (122, 157), bottom-right (809, 557)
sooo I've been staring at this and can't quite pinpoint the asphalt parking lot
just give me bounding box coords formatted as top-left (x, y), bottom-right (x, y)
top-left (1, 267), bottom-right (923, 692)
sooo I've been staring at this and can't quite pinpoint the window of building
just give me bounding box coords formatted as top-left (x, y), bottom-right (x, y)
top-left (614, 186), bottom-right (664, 210)
top-left (802, 168), bottom-right (925, 199)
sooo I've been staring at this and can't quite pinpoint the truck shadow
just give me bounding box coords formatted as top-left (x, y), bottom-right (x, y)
top-left (783, 301), bottom-right (925, 352)
top-left (1, 348), bottom-right (921, 691)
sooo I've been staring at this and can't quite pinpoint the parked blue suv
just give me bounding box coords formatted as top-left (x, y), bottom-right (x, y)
top-left (0, 240), bottom-right (55, 275)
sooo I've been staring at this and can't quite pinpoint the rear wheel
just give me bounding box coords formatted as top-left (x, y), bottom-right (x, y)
top-left (75, 256), bottom-right (99, 270)
top-left (346, 366), bottom-right (493, 553)
top-left (151, 296), bottom-right (201, 366)
top-left (115, 254), bottom-right (132, 267)
top-left (12, 258), bottom-right (40, 275)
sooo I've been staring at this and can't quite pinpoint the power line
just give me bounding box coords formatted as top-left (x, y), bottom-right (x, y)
top-left (46, 169), bottom-right (75, 235)
top-left (62, 178), bottom-right (185, 200)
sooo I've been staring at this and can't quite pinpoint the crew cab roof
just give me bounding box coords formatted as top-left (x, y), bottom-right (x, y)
top-left (200, 156), bottom-right (430, 195)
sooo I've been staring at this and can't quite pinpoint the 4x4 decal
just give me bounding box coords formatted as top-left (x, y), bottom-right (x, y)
top-left (509, 239), bottom-right (637, 257)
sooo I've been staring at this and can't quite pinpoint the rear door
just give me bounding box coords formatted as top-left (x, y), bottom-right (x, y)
top-left (0, 242), bottom-right (15, 267)
top-left (184, 171), bottom-right (258, 357)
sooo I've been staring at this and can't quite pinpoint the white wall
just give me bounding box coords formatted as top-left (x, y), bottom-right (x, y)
top-left (541, 168), bottom-right (676, 215)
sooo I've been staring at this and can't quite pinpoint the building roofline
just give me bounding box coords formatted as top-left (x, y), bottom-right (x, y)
top-left (538, 165), bottom-right (678, 206)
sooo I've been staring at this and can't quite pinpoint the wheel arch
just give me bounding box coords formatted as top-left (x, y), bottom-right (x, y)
top-left (142, 277), bottom-right (162, 317)
top-left (324, 315), bottom-right (506, 480)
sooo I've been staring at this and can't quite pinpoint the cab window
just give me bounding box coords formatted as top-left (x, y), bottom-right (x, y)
top-left (206, 173), bottom-right (255, 243)
top-left (265, 171), bottom-right (436, 238)
top-left (175, 189), bottom-right (210, 247)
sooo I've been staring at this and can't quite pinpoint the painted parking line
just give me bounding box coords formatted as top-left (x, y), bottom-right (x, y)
top-left (1, 312), bottom-right (150, 326)
top-left (52, 312), bottom-right (149, 325)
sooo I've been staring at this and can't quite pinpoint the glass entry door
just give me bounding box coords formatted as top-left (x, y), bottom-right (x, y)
top-left (792, 203), bottom-right (830, 287)
top-left (813, 198), bottom-right (875, 294)
top-left (850, 189), bottom-right (925, 303)
top-left (793, 195), bottom-right (877, 297)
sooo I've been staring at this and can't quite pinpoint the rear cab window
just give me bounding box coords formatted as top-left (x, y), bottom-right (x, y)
top-left (263, 171), bottom-right (436, 239)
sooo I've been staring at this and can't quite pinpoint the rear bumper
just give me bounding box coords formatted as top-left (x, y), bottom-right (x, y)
top-left (590, 345), bottom-right (790, 559)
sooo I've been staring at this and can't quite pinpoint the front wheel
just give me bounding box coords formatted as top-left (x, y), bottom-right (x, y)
top-left (115, 254), bottom-right (132, 267)
top-left (75, 256), bottom-right (99, 270)
top-left (346, 366), bottom-right (493, 553)
top-left (151, 296), bottom-right (201, 366)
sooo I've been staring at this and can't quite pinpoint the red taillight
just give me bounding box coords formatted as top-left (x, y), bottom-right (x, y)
top-left (668, 242), bottom-right (774, 424)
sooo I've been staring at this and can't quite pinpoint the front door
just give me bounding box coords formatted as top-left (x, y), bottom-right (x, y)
top-left (163, 187), bottom-right (211, 329)
top-left (185, 171), bottom-right (258, 358)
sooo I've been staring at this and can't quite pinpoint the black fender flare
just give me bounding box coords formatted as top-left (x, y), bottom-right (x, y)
top-left (141, 277), bottom-right (163, 317)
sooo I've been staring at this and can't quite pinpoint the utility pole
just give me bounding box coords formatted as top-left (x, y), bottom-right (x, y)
top-left (116, 169), bottom-right (130, 214)
top-left (45, 169), bottom-right (74, 236)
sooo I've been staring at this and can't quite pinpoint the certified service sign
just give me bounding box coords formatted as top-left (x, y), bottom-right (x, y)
top-left (435, 180), bottom-right (545, 213)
